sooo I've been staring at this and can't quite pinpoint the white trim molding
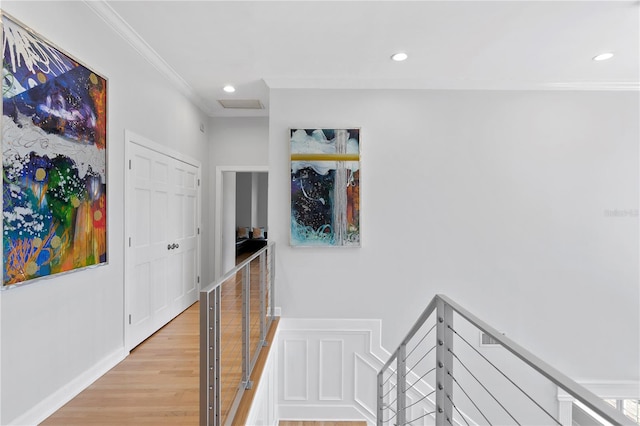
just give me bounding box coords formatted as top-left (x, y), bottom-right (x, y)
top-left (83, 1), bottom-right (212, 115)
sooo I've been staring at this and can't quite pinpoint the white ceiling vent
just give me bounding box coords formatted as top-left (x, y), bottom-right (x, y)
top-left (218, 99), bottom-right (264, 109)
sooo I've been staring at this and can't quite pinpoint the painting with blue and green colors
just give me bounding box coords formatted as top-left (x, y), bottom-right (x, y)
top-left (290, 128), bottom-right (360, 247)
top-left (2, 13), bottom-right (108, 287)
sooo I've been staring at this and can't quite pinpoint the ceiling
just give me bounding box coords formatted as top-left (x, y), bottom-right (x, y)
top-left (93, 1), bottom-right (639, 117)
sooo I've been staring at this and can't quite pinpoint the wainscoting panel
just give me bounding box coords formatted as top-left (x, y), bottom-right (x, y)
top-left (283, 339), bottom-right (309, 401)
top-left (276, 318), bottom-right (390, 425)
top-left (319, 339), bottom-right (344, 401)
top-left (354, 353), bottom-right (378, 418)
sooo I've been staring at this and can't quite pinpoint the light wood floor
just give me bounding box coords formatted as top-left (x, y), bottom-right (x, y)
top-left (42, 250), bottom-right (271, 425)
top-left (42, 302), bottom-right (200, 425)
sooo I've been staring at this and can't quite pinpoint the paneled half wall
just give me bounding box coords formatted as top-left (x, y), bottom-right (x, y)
top-left (246, 318), bottom-right (391, 425)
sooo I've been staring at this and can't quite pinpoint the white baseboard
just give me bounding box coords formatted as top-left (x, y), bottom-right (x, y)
top-left (7, 348), bottom-right (127, 426)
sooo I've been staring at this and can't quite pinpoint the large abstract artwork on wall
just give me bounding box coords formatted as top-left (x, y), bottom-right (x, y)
top-left (290, 128), bottom-right (360, 247)
top-left (1, 14), bottom-right (108, 287)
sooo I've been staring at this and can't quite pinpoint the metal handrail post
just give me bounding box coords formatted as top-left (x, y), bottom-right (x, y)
top-left (199, 290), bottom-right (209, 426)
top-left (436, 297), bottom-right (454, 425)
top-left (397, 344), bottom-right (407, 425)
top-left (200, 288), bottom-right (220, 426)
top-left (377, 371), bottom-right (384, 426)
top-left (269, 243), bottom-right (276, 320)
top-left (213, 290), bottom-right (220, 424)
top-left (259, 251), bottom-right (267, 346)
top-left (241, 265), bottom-right (252, 389)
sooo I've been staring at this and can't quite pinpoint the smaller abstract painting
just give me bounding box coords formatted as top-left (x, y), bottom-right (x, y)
top-left (2, 14), bottom-right (108, 287)
top-left (290, 128), bottom-right (360, 247)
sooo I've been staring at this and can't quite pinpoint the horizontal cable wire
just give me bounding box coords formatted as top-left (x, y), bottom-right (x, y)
top-left (448, 369), bottom-right (493, 425)
top-left (447, 393), bottom-right (471, 426)
top-left (406, 367), bottom-right (436, 393)
top-left (449, 352), bottom-right (518, 425)
top-left (406, 344), bottom-right (437, 375)
top-left (405, 322), bottom-right (437, 360)
top-left (382, 368), bottom-right (398, 386)
top-left (450, 325), bottom-right (562, 425)
top-left (382, 382), bottom-right (398, 399)
top-left (387, 396), bottom-right (398, 410)
top-left (385, 409), bottom-right (398, 422)
top-left (404, 410), bottom-right (436, 425)
top-left (405, 389), bottom-right (436, 410)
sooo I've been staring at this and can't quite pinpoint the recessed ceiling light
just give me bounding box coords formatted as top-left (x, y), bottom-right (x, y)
top-left (593, 52), bottom-right (614, 61)
top-left (391, 52), bottom-right (408, 62)
top-left (223, 85), bottom-right (236, 93)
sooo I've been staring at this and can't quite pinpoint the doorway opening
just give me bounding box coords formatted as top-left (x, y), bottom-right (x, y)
top-left (215, 166), bottom-right (268, 279)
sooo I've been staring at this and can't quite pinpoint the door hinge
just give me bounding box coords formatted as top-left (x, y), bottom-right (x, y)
top-left (128, 314), bottom-right (132, 325)
top-left (197, 178), bottom-right (200, 186)
top-left (129, 237), bottom-right (131, 247)
top-left (197, 276), bottom-right (200, 283)
top-left (197, 227), bottom-right (200, 235)
top-left (129, 159), bottom-right (132, 170)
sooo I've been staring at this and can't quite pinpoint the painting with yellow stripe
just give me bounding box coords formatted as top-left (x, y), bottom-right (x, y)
top-left (290, 128), bottom-right (360, 247)
top-left (2, 14), bottom-right (107, 287)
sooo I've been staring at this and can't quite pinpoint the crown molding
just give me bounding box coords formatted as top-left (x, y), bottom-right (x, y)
top-left (83, 0), bottom-right (214, 116)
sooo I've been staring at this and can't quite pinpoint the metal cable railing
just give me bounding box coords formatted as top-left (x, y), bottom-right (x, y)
top-left (378, 294), bottom-right (634, 426)
top-left (200, 242), bottom-right (276, 426)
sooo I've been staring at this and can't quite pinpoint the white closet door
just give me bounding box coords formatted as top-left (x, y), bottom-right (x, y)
top-left (168, 160), bottom-right (199, 313)
top-left (127, 141), bottom-right (200, 350)
top-left (128, 143), bottom-right (171, 349)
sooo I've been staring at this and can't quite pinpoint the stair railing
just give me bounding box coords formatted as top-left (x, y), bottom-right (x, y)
top-left (200, 242), bottom-right (276, 426)
top-left (378, 294), bottom-right (633, 426)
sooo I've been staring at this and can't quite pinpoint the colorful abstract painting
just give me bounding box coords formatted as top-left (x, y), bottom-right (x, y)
top-left (2, 14), bottom-right (107, 287)
top-left (290, 128), bottom-right (360, 247)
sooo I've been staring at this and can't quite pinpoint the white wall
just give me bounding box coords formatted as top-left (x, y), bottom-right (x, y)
top-left (268, 89), bottom-right (639, 383)
top-left (208, 117), bottom-right (269, 280)
top-left (0, 2), bottom-right (209, 424)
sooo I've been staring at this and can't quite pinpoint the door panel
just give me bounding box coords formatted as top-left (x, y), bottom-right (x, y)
top-left (127, 141), bottom-right (200, 350)
top-left (183, 247), bottom-right (197, 304)
top-left (130, 263), bottom-right (152, 346)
